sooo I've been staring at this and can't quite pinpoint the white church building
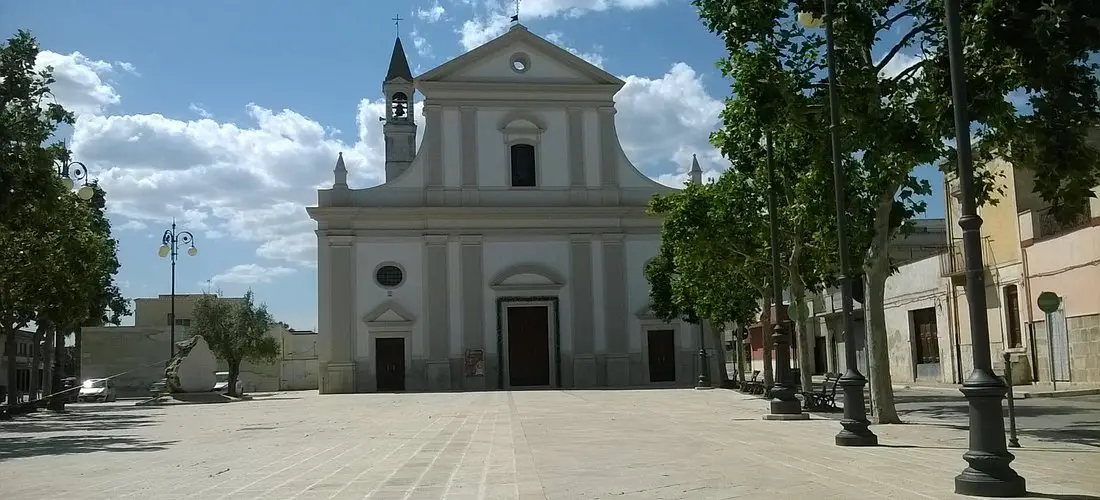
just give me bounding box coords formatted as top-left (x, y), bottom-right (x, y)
top-left (307, 23), bottom-right (711, 394)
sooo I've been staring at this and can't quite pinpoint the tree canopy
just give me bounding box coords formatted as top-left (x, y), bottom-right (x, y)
top-left (190, 290), bottom-right (281, 397)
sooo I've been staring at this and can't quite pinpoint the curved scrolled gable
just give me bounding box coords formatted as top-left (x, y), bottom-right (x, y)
top-left (489, 262), bottom-right (565, 290)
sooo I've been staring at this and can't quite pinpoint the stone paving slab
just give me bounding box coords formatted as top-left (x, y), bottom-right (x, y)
top-left (0, 389), bottom-right (1097, 499)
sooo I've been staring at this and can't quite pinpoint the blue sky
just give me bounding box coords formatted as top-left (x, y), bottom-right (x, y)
top-left (2, 0), bottom-right (944, 330)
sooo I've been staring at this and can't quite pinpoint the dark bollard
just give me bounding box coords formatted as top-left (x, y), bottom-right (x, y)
top-left (1002, 351), bottom-right (1020, 448)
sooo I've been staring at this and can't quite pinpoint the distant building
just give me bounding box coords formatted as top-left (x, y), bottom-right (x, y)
top-left (81, 294), bottom-right (318, 396)
top-left (1, 329), bottom-right (39, 400)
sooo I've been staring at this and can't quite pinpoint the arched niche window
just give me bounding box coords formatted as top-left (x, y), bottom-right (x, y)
top-left (510, 143), bottom-right (537, 187)
top-left (390, 92), bottom-right (409, 119)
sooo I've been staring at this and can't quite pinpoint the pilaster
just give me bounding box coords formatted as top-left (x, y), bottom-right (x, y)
top-left (424, 234), bottom-right (451, 390)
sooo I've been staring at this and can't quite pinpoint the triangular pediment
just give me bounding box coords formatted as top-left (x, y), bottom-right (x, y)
top-left (416, 25), bottom-right (623, 87)
top-left (362, 300), bottom-right (416, 326)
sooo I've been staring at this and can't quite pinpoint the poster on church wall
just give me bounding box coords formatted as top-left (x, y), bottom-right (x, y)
top-left (464, 349), bottom-right (485, 377)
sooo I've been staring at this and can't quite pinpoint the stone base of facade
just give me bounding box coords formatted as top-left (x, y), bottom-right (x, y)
top-left (320, 349), bottom-right (716, 394)
top-left (320, 362), bottom-right (356, 394)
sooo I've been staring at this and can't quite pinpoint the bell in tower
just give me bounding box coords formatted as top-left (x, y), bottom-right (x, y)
top-left (383, 37), bottom-right (417, 182)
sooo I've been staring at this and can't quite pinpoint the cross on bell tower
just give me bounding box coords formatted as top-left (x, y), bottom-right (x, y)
top-left (382, 26), bottom-right (416, 182)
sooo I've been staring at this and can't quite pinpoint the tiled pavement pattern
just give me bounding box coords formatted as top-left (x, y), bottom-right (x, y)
top-left (1, 389), bottom-right (1097, 499)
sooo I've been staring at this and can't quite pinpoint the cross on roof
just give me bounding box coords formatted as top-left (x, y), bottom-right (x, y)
top-left (392, 14), bottom-right (404, 32)
top-left (511, 0), bottom-right (520, 22)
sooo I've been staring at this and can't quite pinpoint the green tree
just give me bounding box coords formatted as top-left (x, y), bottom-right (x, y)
top-left (647, 177), bottom-right (770, 386)
top-left (695, 0), bottom-right (1099, 423)
top-left (1, 30), bottom-right (120, 407)
top-left (190, 290), bottom-right (280, 397)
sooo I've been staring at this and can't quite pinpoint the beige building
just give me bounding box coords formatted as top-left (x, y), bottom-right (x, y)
top-left (81, 294), bottom-right (318, 396)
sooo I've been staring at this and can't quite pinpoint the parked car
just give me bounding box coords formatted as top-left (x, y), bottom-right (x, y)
top-left (60, 377), bottom-right (80, 403)
top-left (213, 372), bottom-right (243, 395)
top-left (78, 378), bottom-right (117, 403)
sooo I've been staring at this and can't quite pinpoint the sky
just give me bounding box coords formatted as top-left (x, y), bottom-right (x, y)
top-left (2, 0), bottom-right (945, 331)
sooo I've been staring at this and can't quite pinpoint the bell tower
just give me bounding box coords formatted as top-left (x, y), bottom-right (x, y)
top-left (383, 37), bottom-right (416, 182)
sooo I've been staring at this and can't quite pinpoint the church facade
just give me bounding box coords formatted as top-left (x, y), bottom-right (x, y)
top-left (307, 24), bottom-right (709, 394)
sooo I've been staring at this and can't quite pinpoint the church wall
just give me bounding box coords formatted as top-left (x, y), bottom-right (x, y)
top-left (583, 110), bottom-right (601, 187)
top-left (442, 108), bottom-right (462, 187)
top-left (623, 235), bottom-right (695, 386)
top-left (451, 41), bottom-right (590, 82)
top-left (354, 239), bottom-right (425, 390)
top-left (473, 109), bottom-right (571, 188)
top-left (482, 237), bottom-right (573, 389)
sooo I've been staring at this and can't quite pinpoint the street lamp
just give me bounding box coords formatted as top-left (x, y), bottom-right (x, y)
top-left (943, 0), bottom-right (1025, 495)
top-left (762, 129), bottom-right (803, 418)
top-left (159, 221), bottom-right (198, 359)
top-left (57, 158), bottom-right (95, 200)
top-left (798, 2), bottom-right (877, 445)
top-left (696, 319), bottom-right (711, 389)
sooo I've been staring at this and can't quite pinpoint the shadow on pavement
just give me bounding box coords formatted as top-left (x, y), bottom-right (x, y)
top-left (1027, 493), bottom-right (1100, 500)
top-left (0, 435), bottom-right (176, 461)
top-left (0, 405), bottom-right (161, 434)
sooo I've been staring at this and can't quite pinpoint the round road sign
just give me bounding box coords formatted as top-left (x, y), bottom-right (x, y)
top-left (1037, 291), bottom-right (1062, 314)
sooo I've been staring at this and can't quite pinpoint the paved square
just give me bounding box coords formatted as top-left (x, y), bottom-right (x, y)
top-left (1, 389), bottom-right (1097, 499)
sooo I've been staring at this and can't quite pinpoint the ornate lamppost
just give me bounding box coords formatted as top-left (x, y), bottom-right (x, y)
top-left (696, 318), bottom-right (711, 389)
top-left (797, 3), bottom-right (876, 444)
top-left (943, 0), bottom-right (1025, 495)
top-left (58, 158), bottom-right (95, 201)
top-left (763, 129), bottom-right (803, 419)
top-left (159, 222), bottom-right (197, 359)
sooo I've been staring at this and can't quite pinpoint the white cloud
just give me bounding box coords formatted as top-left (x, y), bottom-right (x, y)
top-left (116, 61), bottom-right (140, 76)
top-left (35, 51), bottom-right (123, 115)
top-left (515, 0), bottom-right (665, 18)
top-left (208, 264), bottom-right (296, 286)
top-left (878, 51), bottom-right (923, 79)
top-left (543, 32), bottom-right (605, 68)
top-left (188, 103), bottom-right (214, 118)
top-left (615, 63), bottom-right (726, 183)
top-left (416, 2), bottom-right (447, 23)
top-left (457, 12), bottom-right (514, 51)
top-left (45, 48), bottom-right (722, 271)
top-left (411, 30), bottom-right (434, 58)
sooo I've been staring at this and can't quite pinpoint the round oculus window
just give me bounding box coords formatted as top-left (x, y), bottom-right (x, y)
top-left (375, 264), bottom-right (404, 288)
top-left (509, 53), bottom-right (530, 73)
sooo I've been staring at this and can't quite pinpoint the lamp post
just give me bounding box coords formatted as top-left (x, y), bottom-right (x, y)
top-left (57, 158), bottom-right (95, 200)
top-left (763, 129), bottom-right (803, 418)
top-left (159, 222), bottom-right (197, 359)
top-left (798, 2), bottom-right (877, 445)
top-left (696, 319), bottom-right (711, 389)
top-left (943, 0), bottom-right (1025, 495)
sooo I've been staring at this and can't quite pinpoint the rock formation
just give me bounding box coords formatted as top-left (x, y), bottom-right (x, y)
top-left (165, 336), bottom-right (217, 393)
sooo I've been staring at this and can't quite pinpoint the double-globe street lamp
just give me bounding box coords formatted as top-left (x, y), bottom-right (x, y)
top-left (763, 129), bottom-right (803, 418)
top-left (49, 156), bottom-right (96, 409)
top-left (943, 0), bottom-right (1025, 495)
top-left (159, 222), bottom-right (198, 359)
top-left (797, 4), bottom-right (877, 446)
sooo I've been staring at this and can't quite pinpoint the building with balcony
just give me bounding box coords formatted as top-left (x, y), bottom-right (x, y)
top-left (944, 155), bottom-right (1100, 386)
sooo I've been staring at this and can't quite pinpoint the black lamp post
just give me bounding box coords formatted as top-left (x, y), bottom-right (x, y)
top-left (57, 158), bottom-right (96, 201)
top-left (797, 0), bottom-right (878, 446)
top-left (763, 129), bottom-right (803, 418)
top-left (944, 0), bottom-right (1026, 495)
top-left (695, 318), bottom-right (711, 388)
top-left (159, 221), bottom-right (197, 359)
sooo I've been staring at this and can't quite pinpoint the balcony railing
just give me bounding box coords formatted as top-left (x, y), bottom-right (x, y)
top-left (939, 237), bottom-right (995, 278)
top-left (1035, 207), bottom-right (1091, 240)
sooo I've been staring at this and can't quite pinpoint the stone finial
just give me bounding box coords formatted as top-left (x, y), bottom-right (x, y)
top-left (333, 152), bottom-right (347, 188)
top-left (689, 153), bottom-right (703, 185)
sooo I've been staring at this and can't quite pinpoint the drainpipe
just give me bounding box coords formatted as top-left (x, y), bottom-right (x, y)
top-left (1020, 243), bottom-right (1038, 382)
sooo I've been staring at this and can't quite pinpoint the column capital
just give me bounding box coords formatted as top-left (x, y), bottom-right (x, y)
top-left (328, 235), bottom-right (355, 247)
top-left (460, 234), bottom-right (483, 245)
top-left (424, 234), bottom-right (449, 245)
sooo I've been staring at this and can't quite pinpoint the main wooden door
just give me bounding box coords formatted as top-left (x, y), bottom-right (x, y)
top-left (647, 329), bottom-right (676, 383)
top-left (506, 305), bottom-right (551, 387)
top-left (375, 337), bottom-right (406, 392)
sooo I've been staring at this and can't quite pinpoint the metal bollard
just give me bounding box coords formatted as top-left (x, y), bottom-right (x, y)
top-left (1003, 351), bottom-right (1021, 448)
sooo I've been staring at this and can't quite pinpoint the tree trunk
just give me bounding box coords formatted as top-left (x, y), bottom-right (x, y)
top-left (74, 327), bottom-right (82, 382)
top-left (30, 323), bottom-right (46, 400)
top-left (864, 195), bottom-right (901, 424)
top-left (709, 321), bottom-right (730, 385)
top-left (789, 271), bottom-right (815, 394)
top-left (760, 289), bottom-right (774, 388)
top-left (47, 325), bottom-right (66, 411)
top-left (3, 323), bottom-right (17, 406)
top-left (228, 361), bottom-right (241, 398)
top-left (734, 325), bottom-right (747, 386)
top-left (42, 330), bottom-right (54, 395)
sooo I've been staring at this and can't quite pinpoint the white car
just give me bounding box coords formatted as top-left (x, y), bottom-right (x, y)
top-left (78, 378), bottom-right (117, 403)
top-left (213, 372), bottom-right (243, 395)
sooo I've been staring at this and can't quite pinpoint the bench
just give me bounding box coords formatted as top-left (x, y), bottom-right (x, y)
top-left (801, 372), bottom-right (841, 412)
top-left (741, 370), bottom-right (763, 394)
